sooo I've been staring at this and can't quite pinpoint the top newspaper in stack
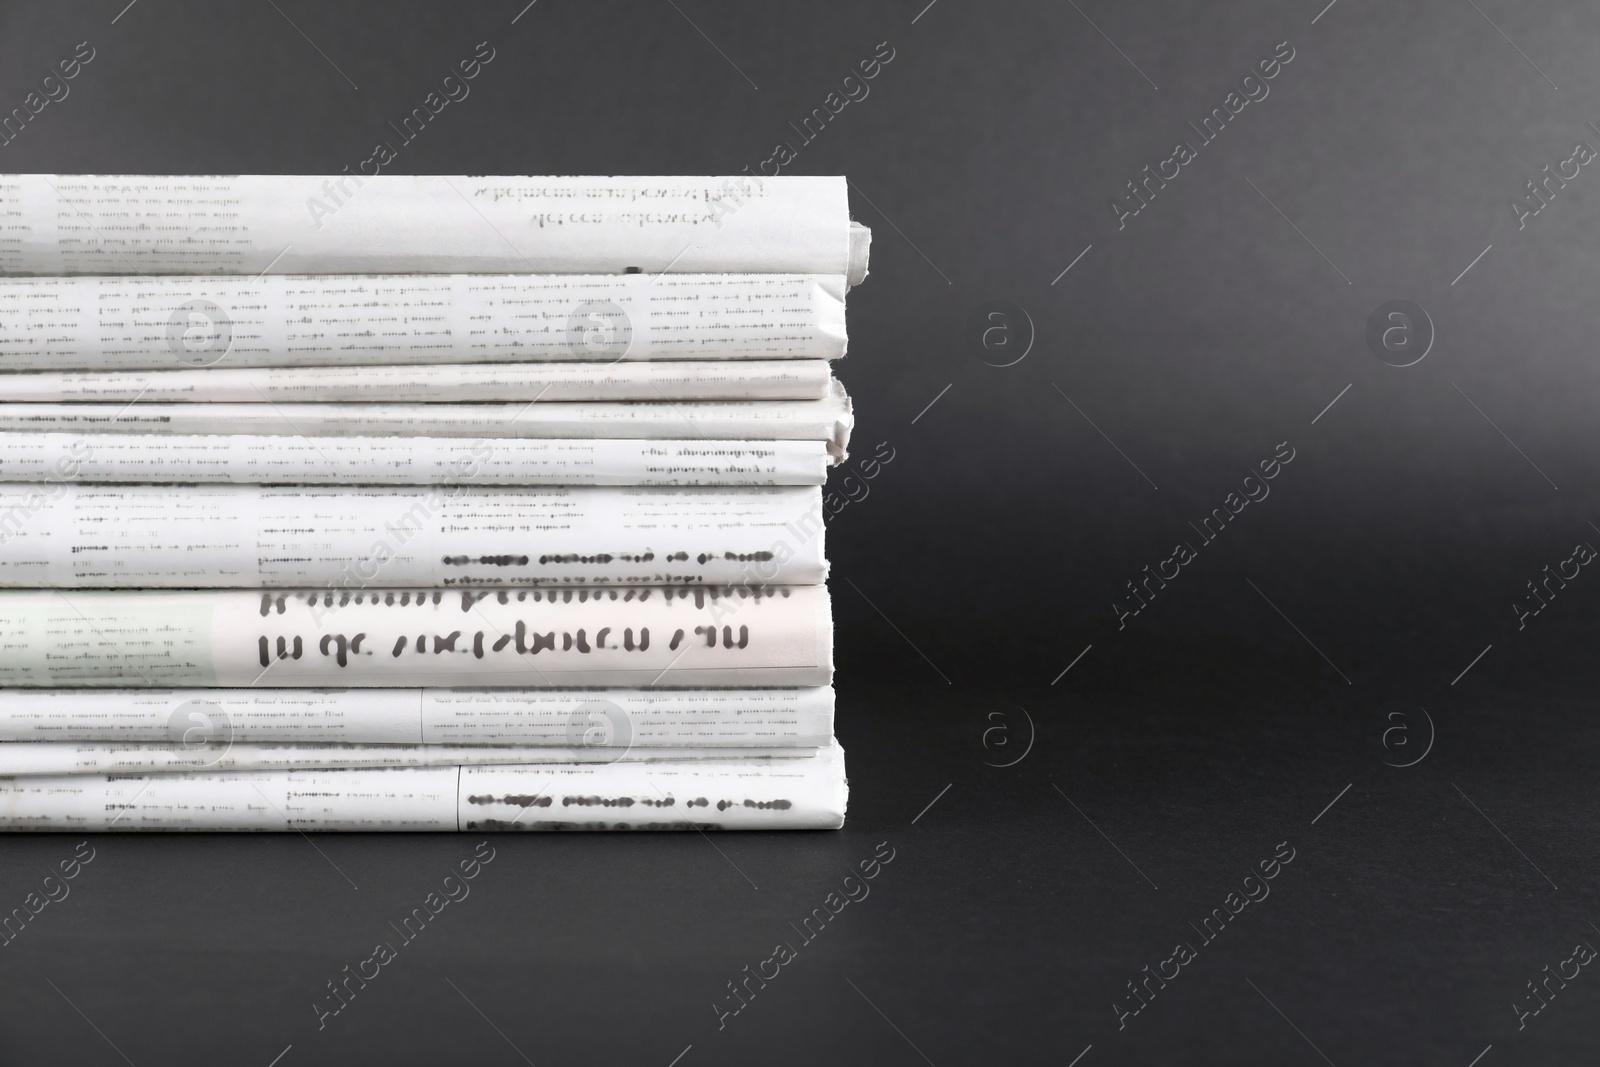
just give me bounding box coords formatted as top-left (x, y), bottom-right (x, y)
top-left (0, 175), bottom-right (868, 280)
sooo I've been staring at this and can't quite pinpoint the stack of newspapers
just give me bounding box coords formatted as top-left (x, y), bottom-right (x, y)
top-left (0, 174), bottom-right (862, 831)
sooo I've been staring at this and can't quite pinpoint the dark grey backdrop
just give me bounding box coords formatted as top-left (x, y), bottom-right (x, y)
top-left (2, 1), bottom-right (1598, 1063)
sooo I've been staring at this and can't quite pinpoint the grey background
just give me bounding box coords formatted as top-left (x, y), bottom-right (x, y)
top-left (2, 0), bottom-right (1599, 1063)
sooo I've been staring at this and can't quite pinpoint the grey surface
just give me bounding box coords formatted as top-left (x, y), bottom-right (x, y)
top-left (2, 0), bottom-right (1599, 1063)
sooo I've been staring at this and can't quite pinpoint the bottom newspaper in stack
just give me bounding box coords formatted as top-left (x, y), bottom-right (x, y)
top-left (0, 688), bottom-right (845, 831)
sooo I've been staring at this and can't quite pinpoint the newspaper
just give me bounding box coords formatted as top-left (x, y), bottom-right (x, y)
top-left (0, 484), bottom-right (828, 588)
top-left (0, 176), bottom-right (864, 280)
top-left (0, 433), bottom-right (832, 485)
top-left (0, 686), bottom-right (836, 746)
top-left (0, 273), bottom-right (848, 370)
top-left (0, 745), bottom-right (848, 830)
top-left (0, 360), bottom-right (835, 403)
top-left (0, 585), bottom-right (833, 687)
top-left (0, 742), bottom-right (822, 776)
top-left (0, 383), bottom-right (854, 459)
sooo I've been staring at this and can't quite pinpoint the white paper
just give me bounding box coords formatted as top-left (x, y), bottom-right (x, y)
top-left (0, 745), bottom-right (847, 830)
top-left (0, 273), bottom-right (847, 370)
top-left (0, 765), bottom-right (462, 831)
top-left (0, 687), bottom-right (836, 746)
top-left (0, 484), bottom-right (827, 588)
top-left (459, 747), bottom-right (847, 831)
top-left (0, 360), bottom-right (835, 402)
top-left (0, 433), bottom-right (832, 485)
top-left (0, 383), bottom-right (854, 459)
top-left (0, 176), bottom-right (855, 277)
top-left (0, 742), bottom-right (820, 776)
top-left (419, 686), bottom-right (833, 746)
top-left (0, 585), bottom-right (833, 687)
top-left (849, 222), bottom-right (872, 285)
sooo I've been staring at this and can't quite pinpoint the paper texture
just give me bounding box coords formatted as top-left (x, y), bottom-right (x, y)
top-left (0, 176), bottom-right (854, 277)
top-left (0, 745), bottom-right (847, 830)
top-left (0, 273), bottom-right (847, 370)
top-left (460, 746), bottom-right (847, 831)
top-left (0, 383), bottom-right (854, 458)
top-left (0, 433), bottom-right (832, 485)
top-left (0, 686), bottom-right (836, 746)
top-left (0, 360), bottom-right (835, 403)
top-left (0, 766), bottom-right (461, 831)
top-left (0, 585), bottom-right (833, 687)
top-left (849, 222), bottom-right (872, 285)
top-left (0, 742), bottom-right (819, 776)
top-left (0, 484), bottom-right (827, 588)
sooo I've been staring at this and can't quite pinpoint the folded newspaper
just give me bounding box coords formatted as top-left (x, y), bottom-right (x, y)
top-left (0, 746), bottom-right (848, 831)
top-left (0, 273), bottom-right (847, 370)
top-left (0, 687), bottom-right (836, 746)
top-left (0, 433), bottom-right (835, 485)
top-left (0, 360), bottom-right (837, 403)
top-left (0, 485), bottom-right (827, 588)
top-left (0, 742), bottom-right (829, 777)
top-left (0, 586), bottom-right (833, 688)
top-left (0, 175), bottom-right (868, 280)
top-left (0, 384), bottom-right (855, 456)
